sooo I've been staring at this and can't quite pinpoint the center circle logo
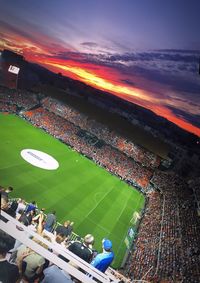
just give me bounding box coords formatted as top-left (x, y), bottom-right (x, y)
top-left (21, 149), bottom-right (59, 170)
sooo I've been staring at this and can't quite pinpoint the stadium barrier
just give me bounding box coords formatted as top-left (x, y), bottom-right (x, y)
top-left (9, 198), bottom-right (143, 280)
top-left (1, 210), bottom-right (151, 283)
top-left (0, 210), bottom-right (116, 283)
top-left (9, 198), bottom-right (82, 242)
top-left (10, 198), bottom-right (126, 277)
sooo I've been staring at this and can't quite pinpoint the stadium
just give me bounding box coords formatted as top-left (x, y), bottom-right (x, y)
top-left (1, 79), bottom-right (200, 283)
top-left (0, 1), bottom-right (200, 280)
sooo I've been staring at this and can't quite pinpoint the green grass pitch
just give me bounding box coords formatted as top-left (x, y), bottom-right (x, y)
top-left (0, 113), bottom-right (145, 267)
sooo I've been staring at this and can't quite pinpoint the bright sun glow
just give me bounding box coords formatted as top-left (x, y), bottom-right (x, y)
top-left (44, 61), bottom-right (155, 103)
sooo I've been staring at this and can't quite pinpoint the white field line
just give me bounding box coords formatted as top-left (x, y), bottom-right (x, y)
top-left (83, 186), bottom-right (114, 220)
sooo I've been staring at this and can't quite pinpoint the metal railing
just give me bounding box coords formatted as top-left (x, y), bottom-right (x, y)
top-left (0, 210), bottom-right (116, 283)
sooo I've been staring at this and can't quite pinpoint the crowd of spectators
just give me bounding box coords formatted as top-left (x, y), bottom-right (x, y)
top-left (188, 177), bottom-right (200, 213)
top-left (42, 97), bottom-right (161, 169)
top-left (0, 101), bottom-right (17, 112)
top-left (0, 86), bottom-right (39, 110)
top-left (124, 190), bottom-right (162, 281)
top-left (124, 171), bottom-right (200, 283)
top-left (1, 88), bottom-right (200, 282)
top-left (22, 107), bottom-right (152, 189)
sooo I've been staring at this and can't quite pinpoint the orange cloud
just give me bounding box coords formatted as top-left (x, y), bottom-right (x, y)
top-left (40, 59), bottom-right (154, 103)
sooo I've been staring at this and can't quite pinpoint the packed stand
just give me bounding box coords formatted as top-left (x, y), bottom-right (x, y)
top-left (0, 85), bottom-right (39, 111)
top-left (23, 107), bottom-right (152, 189)
top-left (124, 190), bottom-right (162, 281)
top-left (0, 101), bottom-right (17, 113)
top-left (188, 177), bottom-right (200, 212)
top-left (125, 171), bottom-right (200, 282)
top-left (42, 97), bottom-right (161, 169)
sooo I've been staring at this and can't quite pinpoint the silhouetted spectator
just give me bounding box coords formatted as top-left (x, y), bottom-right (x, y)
top-left (0, 230), bottom-right (20, 283)
top-left (68, 234), bottom-right (94, 263)
top-left (0, 195), bottom-right (15, 221)
top-left (55, 220), bottom-right (71, 238)
top-left (44, 211), bottom-right (56, 232)
top-left (1, 186), bottom-right (13, 202)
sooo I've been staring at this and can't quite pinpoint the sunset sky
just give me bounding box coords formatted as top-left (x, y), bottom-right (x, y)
top-left (0, 0), bottom-right (200, 136)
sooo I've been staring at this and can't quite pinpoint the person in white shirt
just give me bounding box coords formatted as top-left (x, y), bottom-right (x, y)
top-left (16, 199), bottom-right (26, 215)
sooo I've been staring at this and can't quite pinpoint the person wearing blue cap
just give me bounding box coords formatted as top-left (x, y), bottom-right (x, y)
top-left (91, 238), bottom-right (114, 273)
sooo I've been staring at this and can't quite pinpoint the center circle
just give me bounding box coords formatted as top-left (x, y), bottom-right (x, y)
top-left (21, 149), bottom-right (59, 170)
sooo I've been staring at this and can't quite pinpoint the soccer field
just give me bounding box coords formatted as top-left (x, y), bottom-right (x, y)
top-left (0, 113), bottom-right (145, 267)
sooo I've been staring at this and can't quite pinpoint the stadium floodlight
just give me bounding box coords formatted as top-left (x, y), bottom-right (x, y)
top-left (8, 65), bottom-right (20, 74)
top-left (8, 65), bottom-right (20, 89)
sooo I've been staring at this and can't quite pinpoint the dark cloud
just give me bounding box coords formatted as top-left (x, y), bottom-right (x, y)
top-left (155, 49), bottom-right (200, 54)
top-left (80, 42), bottom-right (115, 55)
top-left (55, 51), bottom-right (86, 61)
top-left (97, 51), bottom-right (199, 63)
top-left (167, 106), bottom-right (200, 128)
top-left (173, 97), bottom-right (199, 108)
top-left (127, 65), bottom-right (200, 95)
top-left (121, 79), bottom-right (136, 86)
top-left (81, 42), bottom-right (99, 48)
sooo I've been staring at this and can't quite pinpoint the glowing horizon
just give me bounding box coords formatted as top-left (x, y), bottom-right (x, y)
top-left (1, 45), bottom-right (200, 137)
